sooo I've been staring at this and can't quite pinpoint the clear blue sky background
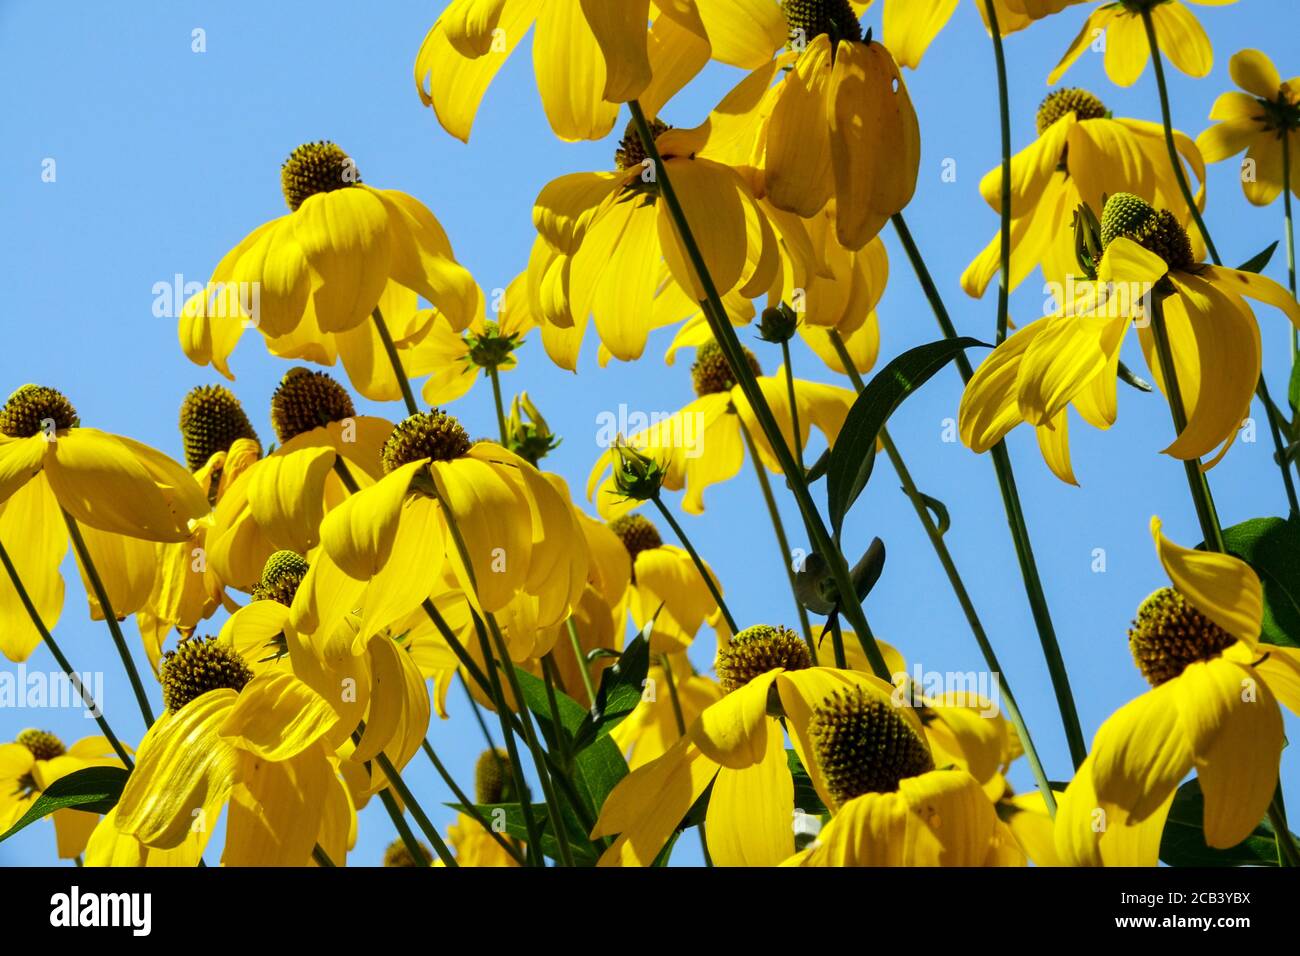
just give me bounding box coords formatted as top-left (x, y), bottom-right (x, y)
top-left (2, 0), bottom-right (1298, 866)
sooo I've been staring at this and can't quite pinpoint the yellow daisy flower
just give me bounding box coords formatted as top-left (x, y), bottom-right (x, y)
top-left (179, 142), bottom-right (479, 377)
top-left (963, 87), bottom-right (1206, 299)
top-left (0, 730), bottom-right (126, 861)
top-left (1055, 516), bottom-right (1300, 866)
top-left (1197, 48), bottom-right (1300, 205)
top-left (0, 385), bottom-right (209, 662)
top-left (1049, 0), bottom-right (1232, 88)
top-left (959, 192), bottom-right (1300, 483)
top-left (587, 343), bottom-right (855, 517)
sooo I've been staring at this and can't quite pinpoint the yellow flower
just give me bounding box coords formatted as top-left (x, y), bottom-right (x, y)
top-left (963, 87), bottom-right (1206, 299)
top-left (1055, 517), bottom-right (1300, 866)
top-left (587, 343), bottom-right (856, 517)
top-left (413, 0), bottom-right (782, 143)
top-left (317, 409), bottom-right (586, 631)
top-left (137, 386), bottom-right (263, 670)
top-left (0, 731), bottom-right (126, 860)
top-left (959, 193), bottom-right (1300, 483)
top-left (1050, 0), bottom-right (1231, 88)
top-left (1198, 48), bottom-right (1300, 205)
top-left (0, 385), bottom-right (209, 662)
top-left (109, 639), bottom-right (349, 866)
top-left (868, 0), bottom-right (1084, 70)
top-left (206, 369), bottom-right (393, 591)
top-left (179, 142), bottom-right (479, 378)
top-left (529, 110), bottom-right (786, 364)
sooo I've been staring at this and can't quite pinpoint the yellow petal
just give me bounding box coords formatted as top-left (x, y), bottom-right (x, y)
top-left (1103, 12), bottom-right (1151, 88)
top-left (690, 670), bottom-right (777, 769)
top-left (533, 172), bottom-right (623, 254)
top-left (958, 320), bottom-right (1045, 453)
top-left (533, 0), bottom-right (619, 141)
top-left (1150, 515), bottom-right (1262, 643)
top-left (1048, 8), bottom-right (1115, 85)
top-left (705, 725), bottom-right (794, 866)
top-left (764, 34), bottom-right (834, 219)
top-left (1154, 0), bottom-right (1213, 79)
top-left (1201, 264), bottom-right (1300, 330)
top-left (442, 0), bottom-right (510, 57)
top-left (1229, 48), bottom-right (1281, 99)
top-left (219, 669), bottom-right (338, 762)
top-left (247, 446), bottom-right (335, 555)
top-left (320, 460), bottom-right (421, 580)
top-left (883, 0), bottom-right (958, 70)
top-left (0, 435), bottom-right (47, 505)
top-left (73, 522), bottom-right (155, 619)
top-left (353, 633), bottom-right (431, 774)
top-left (223, 745), bottom-right (332, 866)
top-left (579, 0), bottom-right (651, 102)
top-left (1089, 681), bottom-right (1192, 823)
top-left (293, 188), bottom-right (391, 334)
top-left (657, 158), bottom-right (749, 300)
top-left (0, 475), bottom-right (65, 662)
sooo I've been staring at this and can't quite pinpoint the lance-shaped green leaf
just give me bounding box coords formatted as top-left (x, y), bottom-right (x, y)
top-left (1237, 241), bottom-right (1279, 275)
top-left (572, 626), bottom-right (651, 751)
top-left (0, 766), bottom-right (129, 844)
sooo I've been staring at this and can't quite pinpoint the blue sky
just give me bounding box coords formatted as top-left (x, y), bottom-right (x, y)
top-left (2, 0), bottom-right (1298, 866)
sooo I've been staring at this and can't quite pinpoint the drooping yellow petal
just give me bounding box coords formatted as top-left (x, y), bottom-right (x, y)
top-left (358, 495), bottom-right (446, 643)
top-left (657, 158), bottom-right (749, 300)
top-left (247, 446), bottom-right (335, 556)
top-left (1048, 8), bottom-right (1116, 85)
top-left (689, 0), bottom-right (786, 69)
top-left (442, 0), bottom-right (510, 57)
top-left (534, 172), bottom-right (624, 255)
top-left (1153, 0), bottom-right (1213, 79)
top-left (705, 723), bottom-right (794, 866)
top-left (1103, 12), bottom-right (1151, 87)
top-left (220, 669), bottom-right (338, 762)
top-left (1088, 681), bottom-right (1192, 823)
top-left (1150, 515), bottom-right (1262, 644)
top-left (532, 0), bottom-right (620, 141)
top-left (690, 670), bottom-right (778, 769)
top-left (579, 0), bottom-right (651, 102)
top-left (0, 476), bottom-right (65, 662)
top-left (1229, 48), bottom-right (1281, 99)
top-left (1201, 264), bottom-right (1300, 330)
top-left (883, 0), bottom-right (958, 70)
top-left (634, 544), bottom-right (720, 647)
top-left (765, 35), bottom-right (834, 219)
top-left (293, 188), bottom-right (391, 334)
top-left (320, 461), bottom-right (421, 581)
top-left (73, 522), bottom-right (155, 620)
top-left (958, 319), bottom-right (1045, 453)
top-left (223, 744), bottom-right (333, 866)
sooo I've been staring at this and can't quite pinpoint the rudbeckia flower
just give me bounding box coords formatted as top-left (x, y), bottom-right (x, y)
top-left (963, 87), bottom-right (1206, 299)
top-left (529, 110), bottom-right (786, 363)
top-left (1055, 517), bottom-right (1300, 866)
top-left (1049, 0), bottom-right (1232, 87)
top-left (109, 636), bottom-right (351, 866)
top-left (959, 193), bottom-right (1300, 483)
top-left (587, 342), bottom-right (855, 516)
top-left (206, 369), bottom-right (393, 590)
top-left (868, 0), bottom-right (1084, 70)
top-left (318, 407), bottom-right (586, 631)
top-left (136, 385), bottom-right (262, 669)
top-left (0, 385), bottom-right (209, 662)
top-left (0, 730), bottom-right (126, 860)
top-left (1197, 48), bottom-right (1300, 205)
top-left (180, 142), bottom-right (478, 378)
top-left (751, 1), bottom-right (920, 249)
top-left (413, 0), bottom-right (783, 143)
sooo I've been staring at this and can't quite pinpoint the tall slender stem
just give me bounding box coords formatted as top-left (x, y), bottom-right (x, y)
top-left (372, 746), bottom-right (458, 867)
top-left (487, 365), bottom-right (509, 444)
top-left (737, 419), bottom-right (815, 658)
top-left (61, 512), bottom-right (156, 727)
top-left (421, 738), bottom-right (526, 865)
top-left (650, 495), bottom-right (739, 634)
top-left (565, 617), bottom-right (599, 712)
top-left (1285, 130), bottom-right (1298, 361)
top-left (1149, 295), bottom-right (1227, 552)
top-left (827, 329), bottom-right (1057, 814)
top-left (628, 99), bottom-right (891, 681)
top-left (780, 340), bottom-right (804, 470)
top-left (376, 786), bottom-right (432, 867)
top-left (0, 538), bottom-right (134, 767)
top-left (372, 305), bottom-right (419, 416)
top-left (826, 613), bottom-right (848, 670)
top-left (982, 0), bottom-right (1013, 344)
top-left (891, 212), bottom-right (1088, 768)
top-left (1139, 8), bottom-right (1220, 265)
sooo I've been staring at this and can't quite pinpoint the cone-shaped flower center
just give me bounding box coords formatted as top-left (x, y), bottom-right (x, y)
top-left (383, 838), bottom-right (433, 867)
top-left (607, 513), bottom-right (663, 565)
top-left (16, 728), bottom-right (66, 761)
top-left (809, 686), bottom-right (934, 808)
top-left (252, 550), bottom-right (310, 606)
top-left (270, 368), bottom-right (356, 444)
top-left (474, 747), bottom-right (519, 805)
top-left (1100, 192), bottom-right (1195, 271)
top-left (1128, 587), bottom-right (1236, 686)
top-left (160, 636), bottom-right (254, 713)
top-left (692, 342), bottom-right (762, 397)
top-left (783, 0), bottom-right (862, 45)
top-left (281, 141), bottom-right (360, 212)
top-left (716, 624), bottom-right (811, 693)
top-left (1036, 88), bottom-right (1108, 136)
top-left (0, 385), bottom-right (79, 437)
top-left (179, 384), bottom-right (261, 472)
top-left (614, 116), bottom-right (671, 171)
top-left (381, 410), bottom-right (473, 473)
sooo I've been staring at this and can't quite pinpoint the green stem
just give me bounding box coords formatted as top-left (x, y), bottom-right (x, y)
top-left (628, 99), bottom-right (891, 682)
top-left (1149, 295), bottom-right (1227, 552)
top-left (377, 786), bottom-right (432, 867)
top-left (780, 339), bottom-right (804, 470)
top-left (737, 419), bottom-right (816, 659)
top-left (659, 654), bottom-right (713, 867)
top-left (1285, 130), bottom-right (1298, 362)
top-left (891, 212), bottom-right (1088, 769)
top-left (370, 743), bottom-right (458, 867)
top-left (372, 305), bottom-right (419, 416)
top-left (540, 655), bottom-right (571, 767)
top-left (982, 0), bottom-right (1013, 344)
top-left (826, 613), bottom-right (848, 670)
top-left (827, 329), bottom-right (1057, 815)
top-left (0, 538), bottom-right (134, 768)
top-left (61, 511), bottom-right (156, 727)
top-left (311, 844), bottom-right (336, 867)
top-left (487, 365), bottom-right (509, 444)
top-left (1257, 376), bottom-right (1299, 516)
top-left (650, 495), bottom-right (738, 633)
top-left (1139, 7), bottom-right (1220, 266)
top-left (421, 738), bottom-right (527, 865)
top-left (460, 675), bottom-right (498, 750)
top-left (565, 616), bottom-right (600, 712)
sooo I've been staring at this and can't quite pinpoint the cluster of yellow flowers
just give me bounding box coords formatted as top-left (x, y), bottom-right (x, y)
top-left (2, 0), bottom-right (1300, 869)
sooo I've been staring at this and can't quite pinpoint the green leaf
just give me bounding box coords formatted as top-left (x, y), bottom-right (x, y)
top-left (1219, 515), bottom-right (1300, 648)
top-left (451, 802), bottom-right (598, 866)
top-left (1159, 779), bottom-right (1289, 867)
top-left (0, 766), bottom-right (129, 844)
top-left (1237, 241), bottom-right (1279, 275)
top-left (572, 627), bottom-right (651, 752)
top-left (826, 337), bottom-right (987, 535)
top-left (915, 491), bottom-right (950, 536)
